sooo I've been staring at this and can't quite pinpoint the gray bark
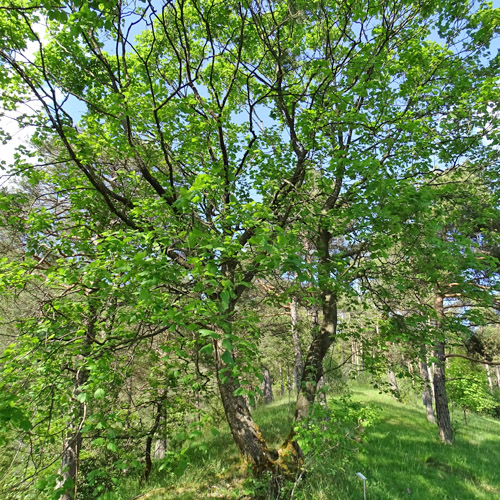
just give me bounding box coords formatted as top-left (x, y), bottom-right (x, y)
top-left (486, 364), bottom-right (494, 393)
top-left (56, 365), bottom-right (87, 500)
top-left (262, 367), bottom-right (274, 404)
top-left (291, 296), bottom-right (303, 392)
top-left (279, 362), bottom-right (285, 396)
top-left (420, 359), bottom-right (436, 424)
top-left (433, 294), bottom-right (453, 444)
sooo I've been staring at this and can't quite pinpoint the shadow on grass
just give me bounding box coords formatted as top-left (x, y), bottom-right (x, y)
top-left (352, 391), bottom-right (500, 500)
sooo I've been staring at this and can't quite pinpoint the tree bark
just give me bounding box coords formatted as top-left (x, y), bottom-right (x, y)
top-left (385, 342), bottom-right (400, 399)
top-left (317, 376), bottom-right (327, 408)
top-left (279, 362), bottom-right (285, 397)
top-left (486, 364), bottom-right (494, 393)
top-left (294, 292), bottom-right (337, 421)
top-left (496, 365), bottom-right (500, 388)
top-left (56, 366), bottom-right (87, 500)
top-left (145, 399), bottom-right (164, 481)
top-left (433, 294), bottom-right (453, 444)
top-left (216, 340), bottom-right (277, 473)
top-left (290, 296), bottom-right (303, 393)
top-left (420, 358), bottom-right (436, 424)
top-left (262, 367), bottom-right (274, 404)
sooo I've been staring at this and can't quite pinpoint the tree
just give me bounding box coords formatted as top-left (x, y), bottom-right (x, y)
top-left (1, 0), bottom-right (500, 484)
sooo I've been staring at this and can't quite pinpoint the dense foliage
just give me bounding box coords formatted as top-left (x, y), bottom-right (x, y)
top-left (1, 0), bottom-right (500, 498)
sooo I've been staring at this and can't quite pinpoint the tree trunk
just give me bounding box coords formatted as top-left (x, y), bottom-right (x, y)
top-left (279, 362), bottom-right (285, 397)
top-left (295, 292), bottom-right (337, 422)
top-left (56, 366), bottom-right (87, 500)
top-left (486, 364), bottom-right (494, 393)
top-left (433, 294), bottom-right (453, 444)
top-left (216, 292), bottom-right (337, 475)
top-left (216, 341), bottom-right (277, 473)
top-left (154, 439), bottom-right (166, 460)
top-left (385, 342), bottom-right (400, 399)
top-left (387, 368), bottom-right (400, 398)
top-left (262, 367), bottom-right (274, 404)
top-left (420, 358), bottom-right (436, 424)
top-left (351, 340), bottom-right (358, 377)
top-left (57, 432), bottom-right (82, 500)
top-left (145, 400), bottom-right (164, 481)
top-left (496, 365), bottom-right (500, 388)
top-left (290, 296), bottom-right (303, 393)
top-left (317, 376), bottom-right (327, 408)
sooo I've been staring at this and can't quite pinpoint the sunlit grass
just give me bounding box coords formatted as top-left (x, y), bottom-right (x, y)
top-left (106, 387), bottom-right (500, 500)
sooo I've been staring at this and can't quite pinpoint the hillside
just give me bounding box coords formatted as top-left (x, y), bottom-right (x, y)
top-left (112, 387), bottom-right (500, 500)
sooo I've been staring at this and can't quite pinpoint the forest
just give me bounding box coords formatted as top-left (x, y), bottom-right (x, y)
top-left (1, 0), bottom-right (500, 498)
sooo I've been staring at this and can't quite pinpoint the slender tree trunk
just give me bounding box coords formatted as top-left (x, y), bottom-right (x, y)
top-left (486, 364), bottom-right (494, 393)
top-left (433, 293), bottom-right (453, 444)
top-left (496, 365), bottom-right (500, 388)
top-left (57, 365), bottom-right (87, 500)
top-left (154, 439), bottom-right (166, 460)
top-left (385, 342), bottom-right (400, 399)
top-left (351, 340), bottom-right (358, 376)
top-left (279, 362), bottom-right (285, 397)
top-left (57, 314), bottom-right (97, 500)
top-left (429, 363), bottom-right (435, 399)
top-left (420, 358), bottom-right (436, 424)
top-left (290, 296), bottom-right (303, 393)
top-left (145, 400), bottom-right (163, 482)
top-left (317, 376), bottom-right (327, 408)
top-left (262, 367), bottom-right (274, 404)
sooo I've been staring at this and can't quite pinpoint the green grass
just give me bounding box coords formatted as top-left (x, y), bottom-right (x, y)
top-left (107, 388), bottom-right (500, 500)
top-left (348, 387), bottom-right (500, 500)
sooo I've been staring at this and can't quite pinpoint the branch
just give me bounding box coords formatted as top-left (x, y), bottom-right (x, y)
top-left (445, 353), bottom-right (500, 366)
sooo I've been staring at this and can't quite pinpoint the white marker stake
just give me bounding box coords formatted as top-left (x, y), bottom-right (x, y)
top-left (356, 472), bottom-right (367, 500)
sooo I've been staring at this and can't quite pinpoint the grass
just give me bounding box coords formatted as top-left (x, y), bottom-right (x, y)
top-left (348, 387), bottom-right (500, 500)
top-left (105, 387), bottom-right (500, 500)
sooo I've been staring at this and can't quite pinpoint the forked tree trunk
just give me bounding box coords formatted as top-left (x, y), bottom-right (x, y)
top-left (433, 294), bottom-right (453, 444)
top-left (420, 358), bottom-right (436, 424)
top-left (215, 291), bottom-right (337, 475)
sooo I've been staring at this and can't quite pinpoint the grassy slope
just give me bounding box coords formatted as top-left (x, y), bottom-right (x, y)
top-left (117, 388), bottom-right (500, 500)
top-left (351, 388), bottom-right (500, 500)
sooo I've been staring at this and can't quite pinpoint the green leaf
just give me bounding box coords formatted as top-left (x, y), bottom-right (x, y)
top-left (221, 289), bottom-right (230, 311)
top-left (94, 388), bottom-right (106, 399)
top-left (199, 343), bottom-right (213, 355)
top-left (221, 350), bottom-right (234, 366)
top-left (222, 338), bottom-right (233, 351)
top-left (76, 392), bottom-right (87, 403)
top-left (199, 329), bottom-right (220, 339)
top-left (107, 442), bottom-right (118, 452)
